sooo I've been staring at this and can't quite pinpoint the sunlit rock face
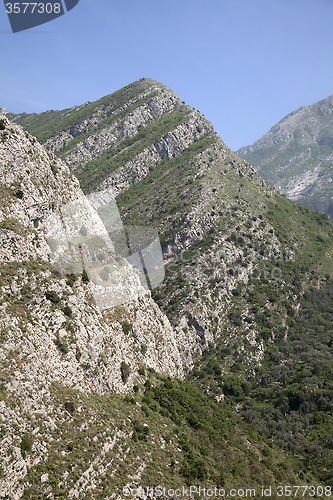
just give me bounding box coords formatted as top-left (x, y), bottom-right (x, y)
top-left (0, 115), bottom-right (185, 498)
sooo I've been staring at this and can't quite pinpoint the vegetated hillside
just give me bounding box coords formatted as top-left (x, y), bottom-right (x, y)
top-left (236, 95), bottom-right (333, 219)
top-left (0, 116), bottom-right (319, 500)
top-left (7, 78), bottom-right (215, 197)
top-left (3, 79), bottom-right (333, 493)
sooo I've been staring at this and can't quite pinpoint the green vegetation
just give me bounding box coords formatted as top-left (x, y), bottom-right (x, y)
top-left (45, 290), bottom-right (61, 304)
top-left (66, 272), bottom-right (77, 287)
top-left (121, 321), bottom-right (132, 335)
top-left (63, 305), bottom-right (72, 317)
top-left (81, 269), bottom-right (89, 284)
top-left (3, 81), bottom-right (333, 495)
top-left (240, 279), bottom-right (333, 483)
top-left (7, 79), bottom-right (155, 144)
top-left (116, 135), bottom-right (216, 247)
top-left (120, 361), bottom-right (131, 383)
top-left (54, 334), bottom-right (69, 355)
top-left (20, 434), bottom-right (34, 454)
top-left (0, 382), bottom-right (6, 401)
top-left (14, 374), bottom-right (318, 499)
top-left (64, 401), bottom-right (75, 415)
top-left (57, 93), bottom-right (158, 157)
top-left (266, 194), bottom-right (333, 275)
top-left (76, 108), bottom-right (191, 193)
top-left (15, 189), bottom-right (24, 199)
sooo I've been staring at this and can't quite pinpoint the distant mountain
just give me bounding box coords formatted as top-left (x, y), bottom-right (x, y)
top-left (2, 81), bottom-right (333, 496)
top-left (236, 95), bottom-right (333, 219)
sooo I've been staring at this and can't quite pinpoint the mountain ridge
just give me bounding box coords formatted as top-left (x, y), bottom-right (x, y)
top-left (1, 80), bottom-right (333, 496)
top-left (236, 94), bottom-right (333, 218)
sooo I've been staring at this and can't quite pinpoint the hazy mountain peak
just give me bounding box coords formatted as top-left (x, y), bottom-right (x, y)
top-left (236, 94), bottom-right (333, 217)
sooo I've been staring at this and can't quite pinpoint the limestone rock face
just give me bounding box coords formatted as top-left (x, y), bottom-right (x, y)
top-left (0, 116), bottom-right (183, 497)
top-left (8, 79), bottom-right (214, 197)
top-left (97, 111), bottom-right (213, 196)
top-left (0, 115), bottom-right (184, 380)
top-left (2, 79), bottom-right (322, 499)
top-left (6, 80), bottom-right (278, 376)
top-left (44, 83), bottom-right (182, 163)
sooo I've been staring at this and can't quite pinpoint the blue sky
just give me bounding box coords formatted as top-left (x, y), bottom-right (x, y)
top-left (1, 0), bottom-right (333, 150)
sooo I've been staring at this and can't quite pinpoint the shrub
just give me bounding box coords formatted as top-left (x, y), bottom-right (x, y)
top-left (228, 309), bottom-right (242, 326)
top-left (0, 119), bottom-right (5, 131)
top-left (262, 446), bottom-right (271, 456)
top-left (66, 273), bottom-right (77, 287)
top-left (124, 395), bottom-right (135, 404)
top-left (260, 327), bottom-right (271, 340)
top-left (82, 269), bottom-right (89, 284)
top-left (122, 321), bottom-right (132, 335)
top-left (20, 434), bottom-right (33, 454)
top-left (223, 376), bottom-right (248, 400)
top-left (140, 344), bottom-right (147, 355)
top-left (15, 190), bottom-right (24, 199)
top-left (132, 419), bottom-right (149, 441)
top-left (180, 458), bottom-right (207, 483)
top-left (63, 305), bottom-right (72, 317)
top-left (0, 382), bottom-right (5, 401)
top-left (199, 445), bottom-right (209, 456)
top-left (214, 472), bottom-right (225, 487)
top-left (54, 336), bottom-right (69, 355)
top-left (144, 379), bottom-right (151, 389)
top-left (45, 290), bottom-right (61, 304)
top-left (64, 401), bottom-right (75, 415)
top-left (75, 348), bottom-right (81, 362)
top-left (141, 404), bottom-right (149, 417)
top-left (120, 361), bottom-right (131, 383)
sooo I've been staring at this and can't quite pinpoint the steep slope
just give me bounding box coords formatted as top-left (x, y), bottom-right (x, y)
top-left (4, 81), bottom-right (333, 490)
top-left (8, 78), bottom-right (333, 397)
top-left (7, 78), bottom-right (214, 197)
top-left (0, 115), bottom-right (188, 498)
top-left (0, 114), bottom-right (183, 386)
top-left (236, 95), bottom-right (333, 218)
top-left (0, 117), bottom-right (314, 499)
top-left (5, 79), bottom-right (287, 369)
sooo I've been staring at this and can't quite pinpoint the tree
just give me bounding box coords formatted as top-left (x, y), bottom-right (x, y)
top-left (121, 362), bottom-right (131, 383)
top-left (21, 434), bottom-right (33, 455)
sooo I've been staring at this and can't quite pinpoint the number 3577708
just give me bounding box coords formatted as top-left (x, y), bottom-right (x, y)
top-left (5, 3), bottom-right (62, 14)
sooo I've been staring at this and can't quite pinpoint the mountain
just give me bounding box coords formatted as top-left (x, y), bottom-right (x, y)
top-left (236, 95), bottom-right (333, 219)
top-left (1, 80), bottom-right (333, 496)
top-left (0, 113), bottom-right (184, 498)
top-left (7, 78), bottom-right (215, 197)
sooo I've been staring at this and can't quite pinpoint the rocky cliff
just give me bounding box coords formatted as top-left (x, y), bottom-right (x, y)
top-left (2, 82), bottom-right (333, 497)
top-left (6, 80), bottom-right (281, 372)
top-left (8, 79), bottom-right (213, 197)
top-left (0, 114), bottom-right (185, 498)
top-left (7, 81), bottom-right (333, 378)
